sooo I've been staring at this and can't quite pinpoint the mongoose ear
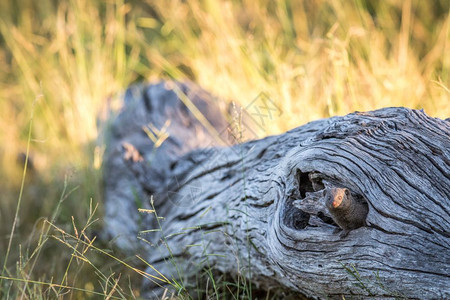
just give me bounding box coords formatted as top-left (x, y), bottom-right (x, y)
top-left (344, 189), bottom-right (350, 196)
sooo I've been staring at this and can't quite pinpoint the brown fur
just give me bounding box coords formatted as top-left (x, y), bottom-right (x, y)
top-left (324, 187), bottom-right (368, 238)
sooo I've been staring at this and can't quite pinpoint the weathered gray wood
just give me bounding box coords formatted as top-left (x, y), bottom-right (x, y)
top-left (102, 81), bottom-right (450, 299)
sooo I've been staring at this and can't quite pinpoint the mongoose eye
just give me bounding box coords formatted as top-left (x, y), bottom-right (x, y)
top-left (337, 196), bottom-right (342, 201)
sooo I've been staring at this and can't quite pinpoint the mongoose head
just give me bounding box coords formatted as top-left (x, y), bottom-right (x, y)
top-left (324, 187), bottom-right (351, 210)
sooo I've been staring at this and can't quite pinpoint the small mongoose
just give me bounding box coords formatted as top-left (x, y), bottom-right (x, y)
top-left (324, 187), bottom-right (368, 238)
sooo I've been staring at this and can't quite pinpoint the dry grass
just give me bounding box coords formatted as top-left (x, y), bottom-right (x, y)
top-left (0, 0), bottom-right (448, 298)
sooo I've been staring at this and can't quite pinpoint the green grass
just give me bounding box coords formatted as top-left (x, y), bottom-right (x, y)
top-left (0, 0), bottom-right (449, 298)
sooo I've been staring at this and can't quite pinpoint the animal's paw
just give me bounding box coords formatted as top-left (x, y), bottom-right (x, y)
top-left (339, 230), bottom-right (350, 238)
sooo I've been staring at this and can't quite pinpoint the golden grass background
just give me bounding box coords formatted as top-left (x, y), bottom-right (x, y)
top-left (0, 0), bottom-right (448, 298)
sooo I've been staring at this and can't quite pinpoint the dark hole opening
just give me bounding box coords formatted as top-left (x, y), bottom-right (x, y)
top-left (296, 170), bottom-right (325, 198)
top-left (297, 170), bottom-right (314, 198)
top-left (283, 201), bottom-right (310, 230)
top-left (288, 170), bottom-right (335, 230)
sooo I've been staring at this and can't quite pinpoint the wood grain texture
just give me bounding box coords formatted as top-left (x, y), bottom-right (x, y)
top-left (102, 81), bottom-right (450, 299)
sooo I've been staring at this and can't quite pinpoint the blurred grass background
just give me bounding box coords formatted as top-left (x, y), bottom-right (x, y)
top-left (0, 0), bottom-right (449, 298)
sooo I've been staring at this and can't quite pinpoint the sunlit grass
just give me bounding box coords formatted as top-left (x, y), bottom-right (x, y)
top-left (0, 0), bottom-right (448, 298)
top-left (144, 0), bottom-right (449, 135)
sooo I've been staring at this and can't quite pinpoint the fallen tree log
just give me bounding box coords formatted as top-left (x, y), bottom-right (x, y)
top-left (102, 81), bottom-right (450, 299)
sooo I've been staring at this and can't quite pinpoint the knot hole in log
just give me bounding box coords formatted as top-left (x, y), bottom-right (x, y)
top-left (283, 170), bottom-right (329, 231)
top-left (287, 169), bottom-right (368, 234)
